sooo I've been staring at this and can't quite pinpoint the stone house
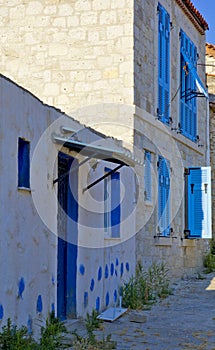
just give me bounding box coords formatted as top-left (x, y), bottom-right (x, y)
top-left (0, 74), bottom-right (136, 329)
top-left (206, 43), bottom-right (215, 237)
top-left (0, 0), bottom-right (212, 308)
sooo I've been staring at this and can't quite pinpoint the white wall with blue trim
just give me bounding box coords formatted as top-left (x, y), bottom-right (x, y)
top-left (0, 75), bottom-right (136, 331)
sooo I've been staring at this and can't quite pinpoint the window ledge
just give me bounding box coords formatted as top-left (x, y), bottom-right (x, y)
top-left (154, 236), bottom-right (172, 246)
top-left (104, 237), bottom-right (121, 241)
top-left (145, 200), bottom-right (153, 207)
top-left (17, 187), bottom-right (31, 192)
top-left (181, 239), bottom-right (196, 247)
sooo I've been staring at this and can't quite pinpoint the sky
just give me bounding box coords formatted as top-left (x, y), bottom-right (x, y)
top-left (191, 0), bottom-right (215, 44)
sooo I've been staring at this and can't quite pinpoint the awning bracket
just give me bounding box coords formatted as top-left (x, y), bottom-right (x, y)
top-left (53, 152), bottom-right (98, 185)
top-left (83, 164), bottom-right (124, 193)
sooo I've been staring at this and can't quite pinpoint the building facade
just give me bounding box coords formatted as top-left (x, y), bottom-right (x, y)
top-left (206, 43), bottom-right (215, 237)
top-left (0, 0), bottom-right (212, 328)
top-left (0, 75), bottom-right (136, 329)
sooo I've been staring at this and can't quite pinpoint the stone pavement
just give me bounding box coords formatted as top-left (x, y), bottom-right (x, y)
top-left (67, 272), bottom-right (215, 350)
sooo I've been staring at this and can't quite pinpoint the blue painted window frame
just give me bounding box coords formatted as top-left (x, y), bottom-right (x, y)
top-left (187, 167), bottom-right (212, 239)
top-left (18, 137), bottom-right (30, 189)
top-left (157, 156), bottom-right (170, 236)
top-left (104, 168), bottom-right (120, 238)
top-left (180, 30), bottom-right (197, 141)
top-left (144, 151), bottom-right (152, 201)
top-left (157, 3), bottom-right (170, 124)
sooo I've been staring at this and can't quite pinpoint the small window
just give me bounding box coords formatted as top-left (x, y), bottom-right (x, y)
top-left (104, 169), bottom-right (120, 238)
top-left (144, 151), bottom-right (152, 201)
top-left (18, 138), bottom-right (30, 189)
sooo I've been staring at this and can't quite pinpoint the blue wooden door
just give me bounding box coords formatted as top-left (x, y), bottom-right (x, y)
top-left (57, 152), bottom-right (78, 319)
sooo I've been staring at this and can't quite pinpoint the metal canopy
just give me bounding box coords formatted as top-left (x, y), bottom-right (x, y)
top-left (181, 49), bottom-right (208, 99)
top-left (53, 135), bottom-right (135, 167)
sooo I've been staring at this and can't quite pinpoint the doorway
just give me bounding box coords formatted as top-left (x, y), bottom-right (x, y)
top-left (57, 152), bottom-right (78, 319)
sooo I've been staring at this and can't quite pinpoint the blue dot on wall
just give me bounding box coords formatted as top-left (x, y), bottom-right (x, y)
top-left (84, 292), bottom-right (89, 308)
top-left (120, 263), bottom-right (124, 277)
top-left (51, 303), bottom-right (55, 313)
top-left (98, 266), bottom-right (102, 281)
top-left (110, 263), bottom-right (114, 276)
top-left (96, 296), bottom-right (100, 311)
top-left (105, 264), bottom-right (109, 279)
top-left (116, 258), bottom-right (119, 266)
top-left (36, 295), bottom-right (43, 313)
top-left (79, 264), bottom-right (85, 276)
top-left (126, 262), bottom-right (130, 272)
top-left (90, 278), bottom-right (95, 292)
top-left (27, 316), bottom-right (32, 335)
top-left (114, 290), bottom-right (117, 303)
top-left (51, 275), bottom-right (55, 285)
top-left (18, 277), bottom-right (25, 298)
top-left (106, 292), bottom-right (109, 306)
top-left (115, 269), bottom-right (118, 277)
top-left (0, 305), bottom-right (3, 320)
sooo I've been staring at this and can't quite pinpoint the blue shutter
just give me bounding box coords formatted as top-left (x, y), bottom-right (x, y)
top-left (187, 167), bottom-right (212, 238)
top-left (144, 151), bottom-right (151, 201)
top-left (18, 138), bottom-right (30, 188)
top-left (158, 156), bottom-right (170, 236)
top-left (111, 172), bottom-right (120, 238)
top-left (180, 30), bottom-right (197, 141)
top-left (158, 3), bottom-right (170, 124)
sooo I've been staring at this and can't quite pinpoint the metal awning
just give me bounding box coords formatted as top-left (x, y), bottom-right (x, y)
top-left (181, 48), bottom-right (208, 99)
top-left (53, 135), bottom-right (135, 167)
top-left (52, 135), bottom-right (137, 188)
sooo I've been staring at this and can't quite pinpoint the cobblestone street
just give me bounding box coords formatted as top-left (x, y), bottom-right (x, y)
top-left (67, 272), bottom-right (215, 350)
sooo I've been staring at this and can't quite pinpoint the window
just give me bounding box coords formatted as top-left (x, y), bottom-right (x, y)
top-left (18, 138), bottom-right (30, 189)
top-left (185, 167), bottom-right (212, 239)
top-left (157, 3), bottom-right (170, 124)
top-left (144, 151), bottom-right (152, 201)
top-left (157, 156), bottom-right (170, 236)
top-left (104, 169), bottom-right (120, 238)
top-left (180, 30), bottom-right (197, 141)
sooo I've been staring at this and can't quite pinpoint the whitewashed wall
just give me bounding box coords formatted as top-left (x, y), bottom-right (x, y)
top-left (0, 75), bottom-right (136, 331)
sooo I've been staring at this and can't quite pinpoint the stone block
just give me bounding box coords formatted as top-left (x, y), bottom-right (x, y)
top-left (80, 12), bottom-right (98, 26)
top-left (26, 1), bottom-right (43, 15)
top-left (44, 83), bottom-right (59, 96)
top-left (49, 44), bottom-right (68, 56)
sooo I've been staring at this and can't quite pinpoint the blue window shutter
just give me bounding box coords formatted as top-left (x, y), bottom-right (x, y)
top-left (111, 172), bottom-right (120, 238)
top-left (158, 3), bottom-right (170, 123)
top-left (158, 156), bottom-right (170, 236)
top-left (18, 138), bottom-right (30, 188)
top-left (180, 30), bottom-right (197, 141)
top-left (144, 151), bottom-right (151, 201)
top-left (187, 167), bottom-right (212, 238)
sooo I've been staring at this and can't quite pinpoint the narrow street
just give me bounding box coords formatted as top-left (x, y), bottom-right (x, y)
top-left (68, 272), bottom-right (215, 350)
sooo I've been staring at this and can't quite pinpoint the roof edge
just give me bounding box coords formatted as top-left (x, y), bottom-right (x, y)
top-left (175, 0), bottom-right (209, 35)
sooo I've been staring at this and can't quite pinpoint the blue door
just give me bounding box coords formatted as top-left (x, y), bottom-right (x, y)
top-left (57, 152), bottom-right (78, 319)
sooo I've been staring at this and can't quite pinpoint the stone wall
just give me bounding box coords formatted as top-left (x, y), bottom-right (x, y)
top-left (206, 46), bottom-right (215, 238)
top-left (0, 0), bottom-right (134, 114)
top-left (133, 0), bottom-right (209, 279)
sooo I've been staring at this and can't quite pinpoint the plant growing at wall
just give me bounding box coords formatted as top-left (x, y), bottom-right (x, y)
top-left (121, 261), bottom-right (171, 310)
top-left (121, 262), bottom-right (149, 309)
top-left (0, 318), bottom-right (37, 349)
top-left (204, 239), bottom-right (215, 273)
top-left (39, 311), bottom-right (71, 349)
top-left (72, 310), bottom-right (116, 350)
top-left (144, 262), bottom-right (171, 299)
